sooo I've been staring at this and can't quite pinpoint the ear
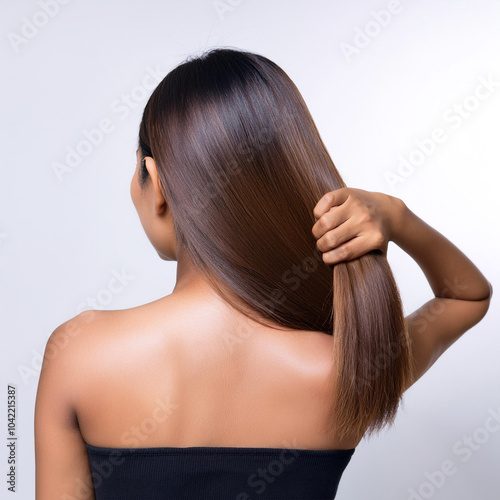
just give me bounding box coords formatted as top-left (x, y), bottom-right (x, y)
top-left (144, 157), bottom-right (167, 215)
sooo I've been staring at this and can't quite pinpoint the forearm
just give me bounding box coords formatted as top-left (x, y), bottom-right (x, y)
top-left (391, 201), bottom-right (492, 301)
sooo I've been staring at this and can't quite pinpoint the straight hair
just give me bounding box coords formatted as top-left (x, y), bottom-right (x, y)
top-left (138, 48), bottom-right (412, 441)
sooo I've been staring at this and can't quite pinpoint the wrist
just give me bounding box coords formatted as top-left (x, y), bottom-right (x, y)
top-left (387, 195), bottom-right (409, 244)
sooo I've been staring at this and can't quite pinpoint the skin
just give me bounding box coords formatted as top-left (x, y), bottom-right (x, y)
top-left (34, 153), bottom-right (492, 499)
top-left (311, 188), bottom-right (492, 392)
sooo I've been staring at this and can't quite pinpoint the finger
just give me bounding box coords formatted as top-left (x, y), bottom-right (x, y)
top-left (315, 217), bottom-right (354, 252)
top-left (313, 187), bottom-right (350, 220)
top-left (312, 201), bottom-right (350, 240)
top-left (321, 235), bottom-right (377, 265)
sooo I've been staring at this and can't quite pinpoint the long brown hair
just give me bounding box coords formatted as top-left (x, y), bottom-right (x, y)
top-left (138, 48), bottom-right (412, 441)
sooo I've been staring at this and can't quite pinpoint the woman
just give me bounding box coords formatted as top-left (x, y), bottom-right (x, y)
top-left (34, 48), bottom-right (492, 499)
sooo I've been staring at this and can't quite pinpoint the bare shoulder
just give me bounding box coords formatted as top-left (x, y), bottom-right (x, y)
top-left (41, 303), bottom-right (178, 422)
top-left (40, 298), bottom-right (358, 449)
top-left (45, 309), bottom-right (121, 361)
top-left (46, 309), bottom-right (103, 350)
top-left (36, 310), bottom-right (116, 438)
top-left (42, 310), bottom-right (102, 375)
top-left (41, 311), bottom-right (109, 396)
top-left (44, 302), bottom-right (170, 370)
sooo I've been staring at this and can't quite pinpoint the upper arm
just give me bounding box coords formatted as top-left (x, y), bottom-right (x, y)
top-left (35, 313), bottom-right (96, 500)
top-left (403, 285), bottom-right (492, 392)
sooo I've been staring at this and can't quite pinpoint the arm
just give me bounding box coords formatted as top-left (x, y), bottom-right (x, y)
top-left (312, 187), bottom-right (493, 392)
top-left (391, 201), bottom-right (493, 390)
top-left (34, 314), bottom-right (95, 499)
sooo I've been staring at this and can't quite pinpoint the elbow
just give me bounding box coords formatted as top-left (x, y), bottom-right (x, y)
top-left (473, 282), bottom-right (493, 324)
top-left (486, 280), bottom-right (493, 301)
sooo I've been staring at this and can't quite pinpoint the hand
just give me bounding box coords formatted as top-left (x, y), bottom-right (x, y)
top-left (311, 187), bottom-right (404, 265)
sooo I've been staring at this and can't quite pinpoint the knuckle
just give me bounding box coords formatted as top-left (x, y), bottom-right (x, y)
top-left (325, 212), bottom-right (336, 229)
top-left (317, 216), bottom-right (327, 232)
top-left (337, 245), bottom-right (351, 260)
top-left (345, 198), bottom-right (355, 211)
top-left (325, 232), bottom-right (336, 249)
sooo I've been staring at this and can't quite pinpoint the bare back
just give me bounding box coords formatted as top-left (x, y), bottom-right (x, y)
top-left (74, 291), bottom-right (362, 452)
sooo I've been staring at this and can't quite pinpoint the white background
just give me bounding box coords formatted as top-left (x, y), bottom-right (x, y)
top-left (1, 0), bottom-right (499, 498)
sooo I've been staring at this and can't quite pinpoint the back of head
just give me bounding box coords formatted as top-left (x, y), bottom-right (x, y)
top-left (138, 47), bottom-right (412, 441)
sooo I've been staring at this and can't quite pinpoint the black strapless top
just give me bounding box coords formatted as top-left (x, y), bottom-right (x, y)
top-left (85, 443), bottom-right (355, 499)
